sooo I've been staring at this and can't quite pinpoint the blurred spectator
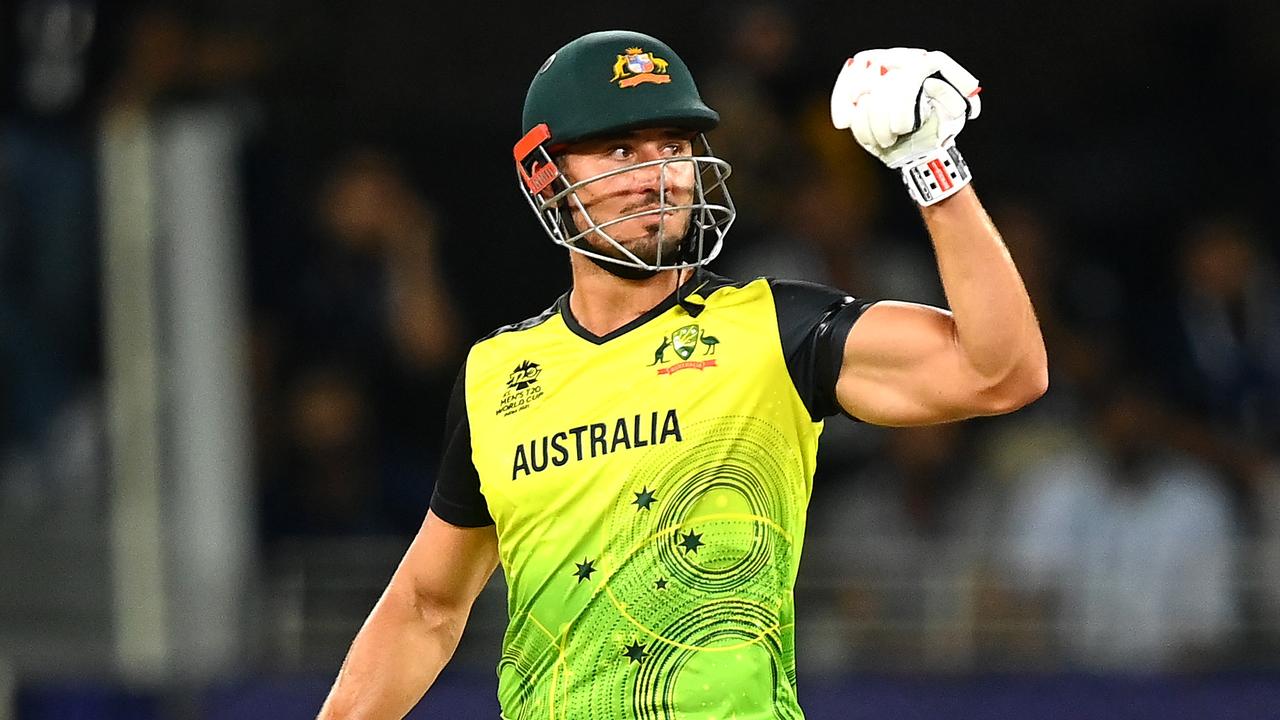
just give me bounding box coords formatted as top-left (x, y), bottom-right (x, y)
top-left (263, 366), bottom-right (386, 536)
top-left (699, 2), bottom-right (803, 237)
top-left (256, 148), bottom-right (464, 537)
top-left (1003, 380), bottom-right (1239, 671)
top-left (285, 148), bottom-right (462, 374)
top-left (723, 161), bottom-right (937, 304)
top-left (991, 201), bottom-right (1123, 413)
top-left (312, 150), bottom-right (461, 372)
top-left (1160, 216), bottom-right (1280, 444)
top-left (0, 0), bottom-right (104, 511)
top-left (703, 2), bottom-right (891, 269)
top-left (975, 202), bottom-right (1124, 493)
top-left (802, 423), bottom-right (999, 672)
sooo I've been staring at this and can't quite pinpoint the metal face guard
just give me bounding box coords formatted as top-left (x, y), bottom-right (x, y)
top-left (514, 129), bottom-right (735, 272)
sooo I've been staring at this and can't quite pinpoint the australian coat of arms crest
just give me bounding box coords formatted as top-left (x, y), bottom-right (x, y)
top-left (610, 47), bottom-right (672, 88)
top-left (650, 324), bottom-right (719, 375)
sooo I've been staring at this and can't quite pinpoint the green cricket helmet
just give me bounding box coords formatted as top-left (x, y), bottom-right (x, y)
top-left (514, 30), bottom-right (735, 274)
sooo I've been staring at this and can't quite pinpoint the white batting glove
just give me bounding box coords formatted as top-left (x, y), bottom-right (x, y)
top-left (831, 48), bottom-right (982, 205)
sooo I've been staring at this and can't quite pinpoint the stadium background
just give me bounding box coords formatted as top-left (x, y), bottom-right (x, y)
top-left (2, 0), bottom-right (1280, 717)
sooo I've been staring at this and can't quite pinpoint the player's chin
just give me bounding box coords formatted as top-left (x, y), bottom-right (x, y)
top-left (580, 214), bottom-right (686, 260)
top-left (584, 233), bottom-right (676, 267)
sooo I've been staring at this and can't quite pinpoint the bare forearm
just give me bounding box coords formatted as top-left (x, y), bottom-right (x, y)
top-left (921, 186), bottom-right (1046, 382)
top-left (317, 583), bottom-right (467, 719)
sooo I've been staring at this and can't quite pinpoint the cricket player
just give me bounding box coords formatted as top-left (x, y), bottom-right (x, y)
top-left (318, 30), bottom-right (1047, 719)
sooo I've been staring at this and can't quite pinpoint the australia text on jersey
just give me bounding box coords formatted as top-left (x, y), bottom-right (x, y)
top-left (511, 408), bottom-right (683, 480)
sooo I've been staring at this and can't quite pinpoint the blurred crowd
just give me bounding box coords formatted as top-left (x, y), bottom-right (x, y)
top-left (2, 0), bottom-right (1280, 676)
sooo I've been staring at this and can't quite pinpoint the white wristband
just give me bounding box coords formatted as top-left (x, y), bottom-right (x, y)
top-left (900, 144), bottom-right (971, 206)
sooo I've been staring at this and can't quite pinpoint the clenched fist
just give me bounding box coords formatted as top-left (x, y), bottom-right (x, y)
top-left (831, 48), bottom-right (982, 205)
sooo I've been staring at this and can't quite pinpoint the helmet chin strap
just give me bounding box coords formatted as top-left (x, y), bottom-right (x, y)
top-left (584, 250), bottom-right (660, 280)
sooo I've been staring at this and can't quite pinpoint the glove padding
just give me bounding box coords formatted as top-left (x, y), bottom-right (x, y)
top-left (830, 48), bottom-right (981, 168)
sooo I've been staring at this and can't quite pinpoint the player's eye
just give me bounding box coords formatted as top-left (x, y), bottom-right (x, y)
top-left (662, 142), bottom-right (687, 156)
top-left (608, 146), bottom-right (632, 160)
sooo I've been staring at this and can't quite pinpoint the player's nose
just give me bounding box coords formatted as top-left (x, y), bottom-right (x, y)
top-left (624, 157), bottom-right (665, 194)
top-left (630, 150), bottom-right (688, 194)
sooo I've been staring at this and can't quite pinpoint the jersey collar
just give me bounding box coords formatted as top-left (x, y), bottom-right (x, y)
top-left (558, 271), bottom-right (717, 345)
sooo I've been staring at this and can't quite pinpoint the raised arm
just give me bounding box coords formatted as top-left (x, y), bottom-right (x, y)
top-left (317, 511), bottom-right (499, 719)
top-left (837, 186), bottom-right (1047, 425)
top-left (830, 48), bottom-right (1047, 426)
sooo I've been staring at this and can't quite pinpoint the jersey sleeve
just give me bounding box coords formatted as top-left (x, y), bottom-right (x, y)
top-left (769, 278), bottom-right (877, 421)
top-left (428, 362), bottom-right (495, 527)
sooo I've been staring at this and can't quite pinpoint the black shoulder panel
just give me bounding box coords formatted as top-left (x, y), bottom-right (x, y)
top-left (768, 278), bottom-right (877, 421)
top-left (479, 300), bottom-right (561, 343)
top-left (428, 363), bottom-right (495, 527)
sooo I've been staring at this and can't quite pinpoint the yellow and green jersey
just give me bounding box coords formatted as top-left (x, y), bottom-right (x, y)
top-left (430, 273), bottom-right (871, 720)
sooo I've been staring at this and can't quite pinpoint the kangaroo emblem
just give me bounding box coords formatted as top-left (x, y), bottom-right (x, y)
top-left (649, 336), bottom-right (672, 366)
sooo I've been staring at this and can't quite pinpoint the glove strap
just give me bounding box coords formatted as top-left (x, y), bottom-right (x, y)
top-left (900, 143), bottom-right (970, 206)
